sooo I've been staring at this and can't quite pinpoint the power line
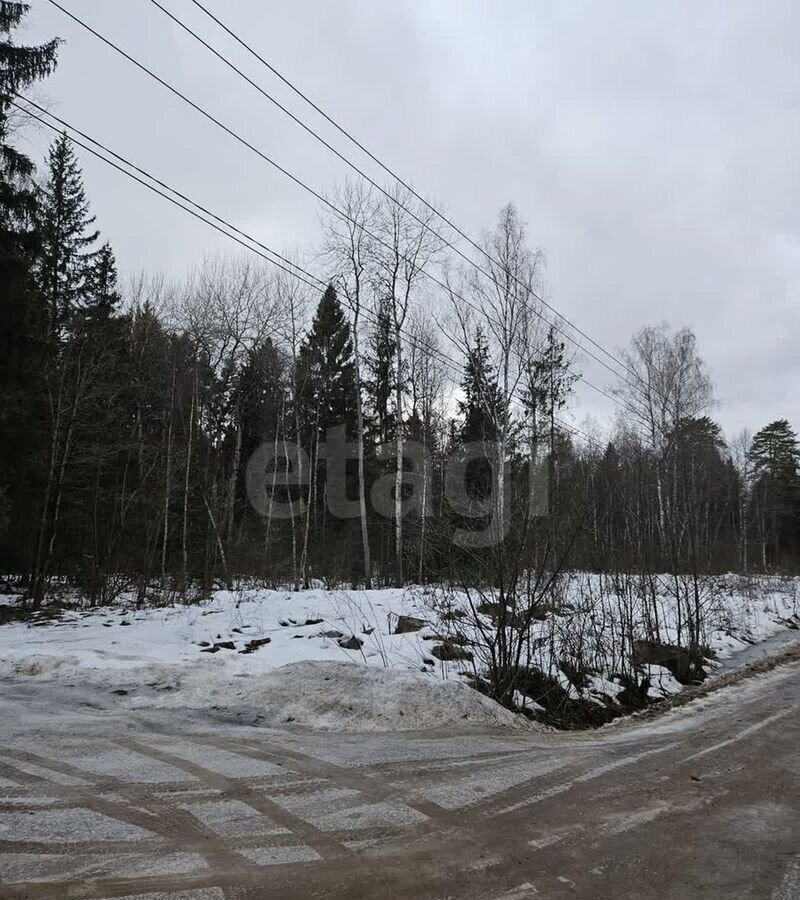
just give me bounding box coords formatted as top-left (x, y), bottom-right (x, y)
top-left (12, 98), bottom-right (325, 293)
top-left (146, 0), bottom-right (636, 393)
top-left (15, 95), bottom-right (619, 454)
top-left (16, 95), bottom-right (327, 293)
top-left (184, 0), bottom-right (641, 386)
top-left (46, 0), bottom-right (640, 418)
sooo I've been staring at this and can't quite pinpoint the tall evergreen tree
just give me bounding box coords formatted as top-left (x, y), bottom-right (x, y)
top-left (748, 419), bottom-right (800, 566)
top-left (296, 284), bottom-right (357, 439)
top-left (294, 285), bottom-right (357, 577)
top-left (35, 131), bottom-right (100, 337)
top-left (749, 420), bottom-right (800, 485)
top-left (459, 327), bottom-right (502, 445)
top-left (364, 294), bottom-right (396, 445)
top-left (0, 2), bottom-right (59, 563)
top-left (88, 242), bottom-right (121, 313)
top-left (523, 326), bottom-right (577, 447)
top-left (457, 327), bottom-right (503, 504)
top-left (28, 136), bottom-right (121, 602)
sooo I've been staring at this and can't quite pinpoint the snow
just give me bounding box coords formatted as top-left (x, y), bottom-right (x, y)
top-left (0, 587), bottom-right (439, 674)
top-left (182, 659), bottom-right (522, 732)
top-left (644, 665), bottom-right (684, 699)
top-left (0, 575), bottom-right (796, 730)
top-left (0, 587), bottom-right (524, 732)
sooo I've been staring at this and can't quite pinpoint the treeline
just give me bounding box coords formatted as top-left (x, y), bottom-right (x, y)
top-left (2, 5), bottom-right (799, 606)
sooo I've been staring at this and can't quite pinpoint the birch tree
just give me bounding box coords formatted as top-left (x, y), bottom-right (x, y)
top-left (374, 184), bottom-right (441, 585)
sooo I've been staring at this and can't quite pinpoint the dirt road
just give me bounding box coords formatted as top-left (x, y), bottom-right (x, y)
top-left (0, 659), bottom-right (798, 899)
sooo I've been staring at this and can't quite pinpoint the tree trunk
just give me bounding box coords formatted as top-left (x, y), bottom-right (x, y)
top-left (394, 327), bottom-right (404, 587)
top-left (161, 362), bottom-right (177, 599)
top-left (181, 365), bottom-right (196, 593)
top-left (352, 321), bottom-right (372, 588)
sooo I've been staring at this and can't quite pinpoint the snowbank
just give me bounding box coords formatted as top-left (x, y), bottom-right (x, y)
top-left (174, 659), bottom-right (522, 732)
top-left (1, 655), bottom-right (523, 732)
top-left (0, 575), bottom-right (797, 730)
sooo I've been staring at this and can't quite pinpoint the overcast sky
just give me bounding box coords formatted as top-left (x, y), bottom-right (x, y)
top-left (20, 0), bottom-right (800, 439)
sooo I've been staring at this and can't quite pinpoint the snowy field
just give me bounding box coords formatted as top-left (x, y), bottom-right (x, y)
top-left (0, 574), bottom-right (797, 730)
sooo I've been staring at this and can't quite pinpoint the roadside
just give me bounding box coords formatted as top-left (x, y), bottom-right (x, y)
top-left (0, 577), bottom-right (797, 732)
top-left (609, 634), bottom-right (800, 727)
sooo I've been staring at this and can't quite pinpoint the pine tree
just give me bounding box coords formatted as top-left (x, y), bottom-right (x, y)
top-left (295, 285), bottom-right (358, 576)
top-left (0, 2), bottom-right (59, 564)
top-left (459, 327), bottom-right (502, 445)
top-left (89, 242), bottom-right (121, 312)
top-left (523, 326), bottom-right (577, 447)
top-left (35, 131), bottom-right (100, 337)
top-left (364, 294), bottom-right (396, 445)
top-left (749, 420), bottom-right (800, 484)
top-left (296, 284), bottom-right (357, 440)
top-left (748, 419), bottom-right (800, 566)
top-left (457, 327), bottom-right (503, 504)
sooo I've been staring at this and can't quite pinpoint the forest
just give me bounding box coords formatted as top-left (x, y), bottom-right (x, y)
top-left (2, 2), bottom-right (799, 634)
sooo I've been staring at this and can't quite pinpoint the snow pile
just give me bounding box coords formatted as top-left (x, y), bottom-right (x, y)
top-left (156, 660), bottom-right (522, 732)
top-left (0, 655), bottom-right (523, 732)
top-left (0, 588), bottom-right (526, 732)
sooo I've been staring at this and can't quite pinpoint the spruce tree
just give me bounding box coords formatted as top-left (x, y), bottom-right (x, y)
top-left (748, 419), bottom-right (800, 565)
top-left (89, 242), bottom-right (121, 312)
top-left (457, 327), bottom-right (502, 503)
top-left (0, 2), bottom-right (59, 563)
top-left (296, 284), bottom-right (357, 439)
top-left (26, 137), bottom-right (123, 602)
top-left (364, 294), bottom-right (396, 445)
top-left (295, 284), bottom-right (357, 571)
top-left (459, 327), bottom-right (502, 445)
top-left (35, 131), bottom-right (100, 336)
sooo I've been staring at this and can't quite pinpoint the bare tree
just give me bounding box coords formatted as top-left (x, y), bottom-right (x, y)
top-left (407, 310), bottom-right (449, 582)
top-left (175, 257), bottom-right (282, 585)
top-left (615, 324), bottom-right (713, 542)
top-left (321, 180), bottom-right (377, 588)
top-left (446, 204), bottom-right (545, 546)
top-left (731, 429), bottom-right (753, 573)
top-left (274, 267), bottom-right (310, 590)
top-left (373, 184), bottom-right (442, 586)
top-left (615, 324), bottom-right (715, 671)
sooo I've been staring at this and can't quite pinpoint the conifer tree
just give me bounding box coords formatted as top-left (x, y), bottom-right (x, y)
top-left (457, 327), bottom-right (503, 504)
top-left (29, 136), bottom-right (120, 603)
top-left (35, 131), bottom-right (100, 337)
top-left (296, 284), bottom-right (357, 440)
top-left (748, 419), bottom-right (800, 566)
top-left (295, 285), bottom-right (357, 577)
top-left (459, 327), bottom-right (502, 445)
top-left (749, 420), bottom-right (800, 485)
top-left (0, 2), bottom-right (59, 563)
top-left (89, 242), bottom-right (121, 313)
top-left (364, 295), bottom-right (396, 445)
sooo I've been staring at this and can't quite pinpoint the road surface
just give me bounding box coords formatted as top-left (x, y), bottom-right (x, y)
top-left (0, 659), bottom-right (798, 899)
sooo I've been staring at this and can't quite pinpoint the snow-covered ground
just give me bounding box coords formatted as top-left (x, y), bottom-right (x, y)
top-left (0, 586), bottom-right (519, 732)
top-left (0, 586), bottom-right (443, 674)
top-left (0, 575), bottom-right (797, 730)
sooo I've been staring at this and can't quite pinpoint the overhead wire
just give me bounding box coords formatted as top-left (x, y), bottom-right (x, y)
top-left (15, 94), bottom-right (620, 453)
top-left (145, 0), bottom-right (637, 393)
top-left (46, 0), bottom-right (648, 424)
top-left (182, 0), bottom-right (641, 385)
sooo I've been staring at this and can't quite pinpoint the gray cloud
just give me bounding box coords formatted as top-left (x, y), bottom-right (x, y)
top-left (23, 0), bottom-right (800, 439)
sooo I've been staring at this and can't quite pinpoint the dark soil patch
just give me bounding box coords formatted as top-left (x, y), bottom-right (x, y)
top-left (432, 641), bottom-right (473, 662)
